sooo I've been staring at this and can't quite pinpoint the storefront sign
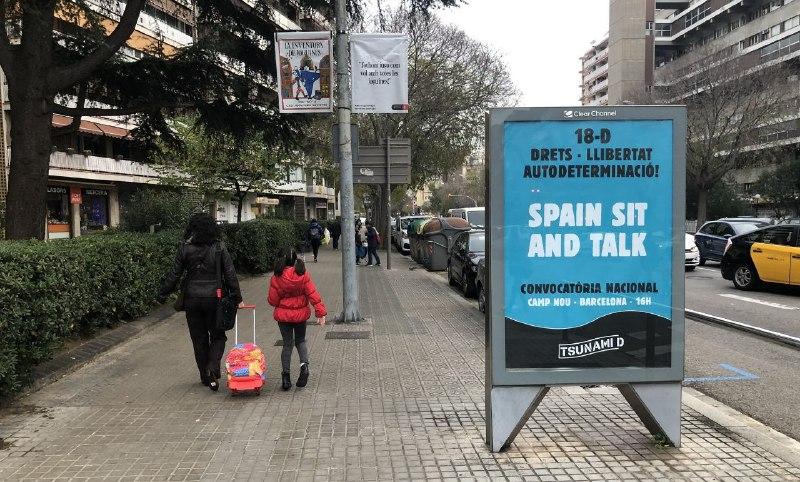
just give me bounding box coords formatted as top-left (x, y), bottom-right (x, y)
top-left (48, 186), bottom-right (68, 195)
top-left (485, 106), bottom-right (687, 451)
top-left (70, 187), bottom-right (82, 205)
top-left (316, 202), bottom-right (328, 209)
top-left (256, 197), bottom-right (280, 206)
top-left (275, 31), bottom-right (333, 113)
top-left (84, 189), bottom-right (109, 196)
top-left (351, 33), bottom-right (409, 114)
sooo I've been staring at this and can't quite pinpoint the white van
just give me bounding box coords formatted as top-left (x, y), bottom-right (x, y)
top-left (448, 207), bottom-right (485, 228)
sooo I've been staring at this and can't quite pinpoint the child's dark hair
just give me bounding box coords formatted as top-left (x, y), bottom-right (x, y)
top-left (274, 247), bottom-right (306, 276)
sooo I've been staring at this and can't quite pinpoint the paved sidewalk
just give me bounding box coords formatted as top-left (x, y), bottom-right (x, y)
top-left (1, 249), bottom-right (799, 481)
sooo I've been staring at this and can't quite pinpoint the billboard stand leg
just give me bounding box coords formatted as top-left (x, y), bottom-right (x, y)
top-left (487, 386), bottom-right (549, 452)
top-left (618, 382), bottom-right (682, 447)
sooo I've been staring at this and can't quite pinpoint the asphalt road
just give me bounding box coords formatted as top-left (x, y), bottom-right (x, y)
top-left (686, 263), bottom-right (800, 337)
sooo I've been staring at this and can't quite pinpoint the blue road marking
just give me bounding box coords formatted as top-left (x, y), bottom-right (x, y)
top-left (683, 364), bottom-right (759, 384)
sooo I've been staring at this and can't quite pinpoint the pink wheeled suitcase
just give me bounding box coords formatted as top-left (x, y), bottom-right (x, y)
top-left (225, 304), bottom-right (266, 395)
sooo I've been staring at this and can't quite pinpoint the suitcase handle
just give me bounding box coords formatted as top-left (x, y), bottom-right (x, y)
top-left (235, 304), bottom-right (257, 346)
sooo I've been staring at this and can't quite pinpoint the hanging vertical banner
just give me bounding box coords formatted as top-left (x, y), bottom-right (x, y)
top-left (275, 31), bottom-right (333, 113)
top-left (350, 33), bottom-right (409, 114)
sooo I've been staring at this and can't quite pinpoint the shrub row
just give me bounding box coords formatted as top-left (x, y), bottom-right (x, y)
top-left (221, 219), bottom-right (298, 274)
top-left (0, 230), bottom-right (180, 396)
top-left (0, 218), bottom-right (302, 397)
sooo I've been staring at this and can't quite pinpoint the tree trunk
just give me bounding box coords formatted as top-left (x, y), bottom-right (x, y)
top-left (696, 187), bottom-right (709, 227)
top-left (236, 196), bottom-right (244, 223)
top-left (4, 10), bottom-right (56, 240)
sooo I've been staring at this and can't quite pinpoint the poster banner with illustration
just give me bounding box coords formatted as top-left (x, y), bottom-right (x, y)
top-left (275, 31), bottom-right (333, 113)
top-left (350, 33), bottom-right (409, 114)
top-left (501, 115), bottom-right (678, 371)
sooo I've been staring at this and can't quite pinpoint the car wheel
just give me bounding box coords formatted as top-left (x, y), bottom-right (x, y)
top-left (478, 284), bottom-right (486, 313)
top-left (685, 266), bottom-right (695, 272)
top-left (732, 264), bottom-right (758, 290)
top-left (448, 264), bottom-right (457, 286)
top-left (463, 271), bottom-right (476, 298)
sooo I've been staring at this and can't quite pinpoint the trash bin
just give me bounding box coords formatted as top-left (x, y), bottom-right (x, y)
top-left (421, 217), bottom-right (471, 271)
top-left (409, 217), bottom-right (432, 264)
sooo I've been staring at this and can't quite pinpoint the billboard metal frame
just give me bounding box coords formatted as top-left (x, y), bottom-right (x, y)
top-left (485, 106), bottom-right (687, 452)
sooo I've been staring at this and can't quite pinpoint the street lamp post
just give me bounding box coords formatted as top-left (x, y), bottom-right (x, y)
top-left (448, 193), bottom-right (478, 207)
top-left (334, 0), bottom-right (360, 323)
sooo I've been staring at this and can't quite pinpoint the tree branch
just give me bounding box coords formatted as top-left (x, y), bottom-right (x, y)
top-left (52, 82), bottom-right (88, 136)
top-left (52, 100), bottom-right (193, 118)
top-left (50, 0), bottom-right (147, 91)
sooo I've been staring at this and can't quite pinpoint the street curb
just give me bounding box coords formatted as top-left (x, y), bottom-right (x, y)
top-left (408, 257), bottom-right (800, 465)
top-left (2, 304), bottom-right (179, 407)
top-left (683, 387), bottom-right (800, 467)
top-left (685, 309), bottom-right (800, 349)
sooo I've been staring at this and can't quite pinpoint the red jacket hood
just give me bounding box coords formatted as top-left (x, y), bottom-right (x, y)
top-left (268, 266), bottom-right (327, 323)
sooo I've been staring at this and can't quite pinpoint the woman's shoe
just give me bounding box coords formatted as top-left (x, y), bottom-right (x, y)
top-left (297, 363), bottom-right (309, 388)
top-left (281, 372), bottom-right (292, 391)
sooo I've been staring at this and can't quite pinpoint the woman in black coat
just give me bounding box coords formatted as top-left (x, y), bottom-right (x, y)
top-left (158, 213), bottom-right (242, 391)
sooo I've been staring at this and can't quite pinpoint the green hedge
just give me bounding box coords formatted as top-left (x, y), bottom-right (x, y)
top-left (222, 218), bottom-right (297, 274)
top-left (0, 218), bottom-right (302, 397)
top-left (0, 230), bottom-right (180, 396)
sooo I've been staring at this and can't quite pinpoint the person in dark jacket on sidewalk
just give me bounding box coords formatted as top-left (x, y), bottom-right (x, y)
top-left (158, 213), bottom-right (242, 392)
top-left (307, 219), bottom-right (323, 262)
top-left (268, 248), bottom-right (327, 390)
top-left (330, 218), bottom-right (341, 250)
top-left (365, 221), bottom-right (381, 267)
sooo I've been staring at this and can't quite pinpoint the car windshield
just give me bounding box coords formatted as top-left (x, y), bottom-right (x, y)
top-left (468, 211), bottom-right (485, 227)
top-left (470, 232), bottom-right (486, 252)
top-left (731, 222), bottom-right (766, 234)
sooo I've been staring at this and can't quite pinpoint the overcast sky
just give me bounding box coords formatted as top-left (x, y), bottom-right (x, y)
top-left (435, 0), bottom-right (609, 106)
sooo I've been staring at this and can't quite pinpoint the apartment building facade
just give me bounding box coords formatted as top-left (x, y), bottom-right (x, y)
top-left (1, 1), bottom-right (336, 239)
top-left (580, 35), bottom-right (610, 106)
top-left (584, 0), bottom-right (800, 211)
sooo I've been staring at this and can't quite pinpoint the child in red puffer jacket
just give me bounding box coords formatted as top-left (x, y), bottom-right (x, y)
top-left (268, 248), bottom-right (327, 391)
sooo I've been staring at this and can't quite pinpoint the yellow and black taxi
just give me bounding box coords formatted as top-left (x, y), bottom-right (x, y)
top-left (721, 225), bottom-right (800, 290)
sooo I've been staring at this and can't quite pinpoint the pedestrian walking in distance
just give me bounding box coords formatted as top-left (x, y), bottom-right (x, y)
top-left (330, 218), bottom-right (341, 250)
top-left (308, 218), bottom-right (323, 262)
top-left (158, 213), bottom-right (242, 392)
top-left (365, 221), bottom-right (382, 267)
top-left (268, 248), bottom-right (327, 390)
top-left (355, 218), bottom-right (366, 265)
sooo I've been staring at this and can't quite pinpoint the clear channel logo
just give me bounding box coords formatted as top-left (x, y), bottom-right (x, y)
top-left (563, 109), bottom-right (618, 118)
top-left (558, 335), bottom-right (625, 359)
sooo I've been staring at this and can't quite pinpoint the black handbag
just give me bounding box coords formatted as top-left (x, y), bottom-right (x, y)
top-left (215, 243), bottom-right (238, 331)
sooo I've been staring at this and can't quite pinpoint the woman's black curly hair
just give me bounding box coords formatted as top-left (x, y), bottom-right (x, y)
top-left (184, 212), bottom-right (219, 245)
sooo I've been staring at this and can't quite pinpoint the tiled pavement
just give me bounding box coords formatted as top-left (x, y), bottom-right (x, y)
top-left (0, 250), bottom-right (799, 481)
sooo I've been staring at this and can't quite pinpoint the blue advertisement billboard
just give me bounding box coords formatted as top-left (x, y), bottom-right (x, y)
top-left (487, 107), bottom-right (686, 378)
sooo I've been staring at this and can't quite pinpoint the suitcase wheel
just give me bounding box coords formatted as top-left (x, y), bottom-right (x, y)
top-left (254, 388), bottom-right (261, 396)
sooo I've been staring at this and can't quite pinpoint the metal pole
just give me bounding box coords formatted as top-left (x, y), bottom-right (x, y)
top-left (335, 0), bottom-right (359, 323)
top-left (385, 137), bottom-right (392, 270)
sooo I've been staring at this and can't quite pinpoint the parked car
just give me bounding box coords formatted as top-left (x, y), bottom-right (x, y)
top-left (685, 233), bottom-right (700, 271)
top-left (447, 229), bottom-right (485, 298)
top-left (694, 219), bottom-right (769, 264)
top-left (475, 258), bottom-right (487, 313)
top-left (718, 216), bottom-right (775, 225)
top-left (448, 207), bottom-right (485, 228)
top-left (393, 215), bottom-right (430, 253)
top-left (721, 224), bottom-right (800, 290)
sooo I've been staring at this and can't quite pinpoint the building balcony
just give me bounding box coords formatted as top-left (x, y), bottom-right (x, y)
top-left (584, 63), bottom-right (609, 84)
top-left (49, 151), bottom-right (160, 184)
top-left (589, 78), bottom-right (609, 95)
top-left (587, 94), bottom-right (609, 106)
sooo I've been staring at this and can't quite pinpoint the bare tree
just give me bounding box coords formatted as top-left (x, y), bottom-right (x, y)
top-left (649, 52), bottom-right (796, 225)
